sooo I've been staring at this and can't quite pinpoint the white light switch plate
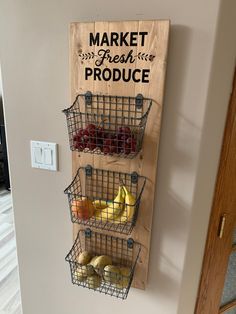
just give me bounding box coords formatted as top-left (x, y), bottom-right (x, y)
top-left (31, 141), bottom-right (58, 171)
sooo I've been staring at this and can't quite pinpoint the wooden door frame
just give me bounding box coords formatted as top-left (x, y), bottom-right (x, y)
top-left (195, 67), bottom-right (236, 313)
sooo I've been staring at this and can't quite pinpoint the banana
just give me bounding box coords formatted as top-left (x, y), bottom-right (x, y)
top-left (123, 186), bottom-right (136, 222)
top-left (95, 186), bottom-right (125, 222)
top-left (113, 186), bottom-right (136, 223)
top-left (93, 200), bottom-right (108, 210)
top-left (93, 201), bottom-right (112, 218)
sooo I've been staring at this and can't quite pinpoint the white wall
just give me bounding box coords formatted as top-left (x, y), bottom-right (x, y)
top-left (0, 1), bottom-right (235, 314)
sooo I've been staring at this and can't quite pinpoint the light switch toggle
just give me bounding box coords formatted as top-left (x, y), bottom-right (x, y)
top-left (44, 148), bottom-right (52, 165)
top-left (34, 147), bottom-right (43, 164)
top-left (31, 141), bottom-right (58, 171)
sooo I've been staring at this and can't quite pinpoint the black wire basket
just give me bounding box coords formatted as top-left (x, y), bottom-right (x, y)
top-left (65, 229), bottom-right (141, 299)
top-left (62, 92), bottom-right (152, 158)
top-left (64, 165), bottom-right (146, 235)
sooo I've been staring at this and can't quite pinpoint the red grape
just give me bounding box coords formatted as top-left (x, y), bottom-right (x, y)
top-left (110, 145), bottom-right (118, 154)
top-left (123, 143), bottom-right (131, 155)
top-left (86, 123), bottom-right (96, 130)
top-left (103, 146), bottom-right (110, 154)
top-left (123, 126), bottom-right (131, 134)
top-left (73, 124), bottom-right (135, 155)
top-left (87, 140), bottom-right (96, 151)
top-left (104, 138), bottom-right (112, 146)
top-left (97, 126), bottom-right (104, 139)
top-left (131, 139), bottom-right (137, 152)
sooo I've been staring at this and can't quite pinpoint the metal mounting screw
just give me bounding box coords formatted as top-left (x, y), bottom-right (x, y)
top-left (85, 228), bottom-right (92, 238)
top-left (135, 94), bottom-right (143, 109)
top-left (85, 165), bottom-right (92, 176)
top-left (131, 172), bottom-right (139, 184)
top-left (127, 238), bottom-right (134, 249)
top-left (85, 91), bottom-right (92, 106)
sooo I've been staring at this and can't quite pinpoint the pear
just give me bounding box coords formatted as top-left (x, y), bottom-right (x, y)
top-left (74, 272), bottom-right (86, 282)
top-left (79, 264), bottom-right (95, 277)
top-left (116, 267), bottom-right (131, 289)
top-left (103, 265), bottom-right (121, 284)
top-left (77, 251), bottom-right (92, 265)
top-left (92, 255), bottom-right (112, 275)
top-left (74, 267), bottom-right (87, 282)
top-left (89, 256), bottom-right (99, 266)
top-left (87, 274), bottom-right (101, 289)
top-left (119, 266), bottom-right (131, 276)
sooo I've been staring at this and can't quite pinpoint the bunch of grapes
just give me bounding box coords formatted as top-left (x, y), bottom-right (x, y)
top-left (73, 124), bottom-right (137, 155)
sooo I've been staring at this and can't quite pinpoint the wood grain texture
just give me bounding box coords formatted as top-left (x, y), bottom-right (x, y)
top-left (69, 20), bottom-right (170, 289)
top-left (195, 68), bottom-right (236, 313)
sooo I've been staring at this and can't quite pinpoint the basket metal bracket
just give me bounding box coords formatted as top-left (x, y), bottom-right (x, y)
top-left (85, 165), bottom-right (92, 177)
top-left (131, 172), bottom-right (139, 184)
top-left (135, 94), bottom-right (143, 109)
top-left (85, 228), bottom-right (92, 238)
top-left (127, 238), bottom-right (134, 249)
top-left (85, 91), bottom-right (92, 106)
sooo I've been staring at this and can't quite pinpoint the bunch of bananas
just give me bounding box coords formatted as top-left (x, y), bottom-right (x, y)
top-left (93, 185), bottom-right (136, 224)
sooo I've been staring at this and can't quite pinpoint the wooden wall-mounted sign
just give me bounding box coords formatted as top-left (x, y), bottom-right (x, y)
top-left (70, 20), bottom-right (170, 290)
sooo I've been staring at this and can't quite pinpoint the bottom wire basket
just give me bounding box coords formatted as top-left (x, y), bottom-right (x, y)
top-left (65, 229), bottom-right (141, 299)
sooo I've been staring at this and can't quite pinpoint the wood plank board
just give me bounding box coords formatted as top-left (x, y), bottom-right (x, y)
top-left (69, 20), bottom-right (170, 290)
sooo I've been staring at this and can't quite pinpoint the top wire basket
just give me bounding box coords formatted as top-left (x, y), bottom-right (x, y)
top-left (62, 92), bottom-right (152, 158)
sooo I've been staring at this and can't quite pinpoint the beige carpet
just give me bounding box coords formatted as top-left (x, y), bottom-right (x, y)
top-left (0, 189), bottom-right (22, 314)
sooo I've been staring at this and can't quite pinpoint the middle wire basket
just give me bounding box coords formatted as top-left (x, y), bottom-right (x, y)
top-left (65, 228), bottom-right (141, 299)
top-left (64, 165), bottom-right (146, 235)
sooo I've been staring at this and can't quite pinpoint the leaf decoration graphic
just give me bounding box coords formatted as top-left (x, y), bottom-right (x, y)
top-left (137, 52), bottom-right (155, 61)
top-left (78, 52), bottom-right (96, 60)
top-left (149, 54), bottom-right (155, 61)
